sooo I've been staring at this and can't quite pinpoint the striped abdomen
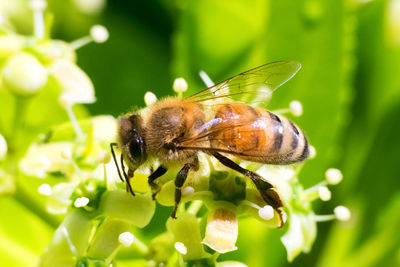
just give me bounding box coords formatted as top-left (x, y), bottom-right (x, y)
top-left (211, 104), bottom-right (309, 164)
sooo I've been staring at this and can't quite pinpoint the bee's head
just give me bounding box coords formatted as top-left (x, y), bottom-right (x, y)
top-left (118, 114), bottom-right (147, 169)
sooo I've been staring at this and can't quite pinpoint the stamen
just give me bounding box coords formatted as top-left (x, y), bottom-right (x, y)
top-left (173, 78), bottom-right (188, 97)
top-left (29, 0), bottom-right (47, 39)
top-left (70, 25), bottom-right (109, 50)
top-left (334, 206), bottom-right (351, 221)
top-left (289, 100), bottom-right (303, 117)
top-left (118, 232), bottom-right (135, 247)
top-left (325, 168), bottom-right (343, 185)
top-left (309, 145), bottom-right (317, 159)
top-left (59, 95), bottom-right (85, 139)
top-left (318, 186), bottom-right (331, 201)
top-left (199, 71), bottom-right (215, 87)
top-left (144, 91), bottom-right (157, 106)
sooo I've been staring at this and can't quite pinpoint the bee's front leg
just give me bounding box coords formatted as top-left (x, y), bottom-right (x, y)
top-left (148, 165), bottom-right (168, 200)
top-left (171, 160), bottom-right (198, 219)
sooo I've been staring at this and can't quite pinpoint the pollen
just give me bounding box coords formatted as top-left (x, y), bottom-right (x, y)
top-left (119, 232), bottom-right (135, 247)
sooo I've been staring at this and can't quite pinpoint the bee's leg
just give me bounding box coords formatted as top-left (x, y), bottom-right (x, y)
top-left (212, 152), bottom-right (285, 227)
top-left (120, 154), bottom-right (135, 196)
top-left (148, 165), bottom-right (168, 200)
top-left (171, 161), bottom-right (198, 219)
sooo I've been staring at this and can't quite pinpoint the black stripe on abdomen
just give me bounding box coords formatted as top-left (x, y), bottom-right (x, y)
top-left (268, 112), bottom-right (283, 151)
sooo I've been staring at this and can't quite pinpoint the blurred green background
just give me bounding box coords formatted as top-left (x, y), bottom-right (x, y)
top-left (1, 0), bottom-right (400, 266)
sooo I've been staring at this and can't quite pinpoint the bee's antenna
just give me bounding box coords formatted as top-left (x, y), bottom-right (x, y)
top-left (110, 143), bottom-right (124, 182)
top-left (120, 154), bottom-right (135, 196)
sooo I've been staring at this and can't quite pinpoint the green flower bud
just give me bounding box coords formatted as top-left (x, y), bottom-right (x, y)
top-left (2, 52), bottom-right (48, 96)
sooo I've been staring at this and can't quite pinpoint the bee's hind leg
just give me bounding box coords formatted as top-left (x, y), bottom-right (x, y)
top-left (171, 159), bottom-right (198, 219)
top-left (148, 165), bottom-right (168, 200)
top-left (212, 152), bottom-right (285, 228)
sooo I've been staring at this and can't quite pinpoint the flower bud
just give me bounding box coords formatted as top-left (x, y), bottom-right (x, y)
top-left (2, 52), bottom-right (48, 96)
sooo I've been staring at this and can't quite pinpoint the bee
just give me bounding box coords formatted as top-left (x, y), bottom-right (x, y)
top-left (110, 61), bottom-right (309, 227)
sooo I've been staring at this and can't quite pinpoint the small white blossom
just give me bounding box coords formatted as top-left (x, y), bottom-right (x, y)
top-left (119, 232), bottom-right (135, 247)
top-left (318, 186), bottom-right (331, 201)
top-left (0, 134), bottom-right (7, 161)
top-left (325, 168), bottom-right (343, 185)
top-left (289, 100), bottom-right (303, 117)
top-left (74, 197), bottom-right (90, 208)
top-left (173, 78), bottom-right (188, 93)
top-left (38, 183), bottom-right (53, 196)
top-left (334, 206), bottom-right (351, 221)
top-left (258, 205), bottom-right (274, 220)
top-left (174, 242), bottom-right (187, 255)
top-left (144, 91), bottom-right (157, 106)
top-left (90, 25), bottom-right (109, 43)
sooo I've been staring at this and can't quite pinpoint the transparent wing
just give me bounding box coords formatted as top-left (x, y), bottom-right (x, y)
top-left (186, 60), bottom-right (301, 107)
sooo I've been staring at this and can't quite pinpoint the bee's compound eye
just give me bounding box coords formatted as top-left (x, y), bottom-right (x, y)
top-left (129, 139), bottom-right (142, 160)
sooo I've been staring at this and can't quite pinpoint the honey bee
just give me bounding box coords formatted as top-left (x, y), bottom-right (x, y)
top-left (110, 61), bottom-right (309, 227)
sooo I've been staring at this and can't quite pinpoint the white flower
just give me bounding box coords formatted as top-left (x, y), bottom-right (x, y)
top-left (334, 206), bottom-right (351, 221)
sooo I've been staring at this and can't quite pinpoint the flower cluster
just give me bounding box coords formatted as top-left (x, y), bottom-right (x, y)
top-left (0, 1), bottom-right (350, 266)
